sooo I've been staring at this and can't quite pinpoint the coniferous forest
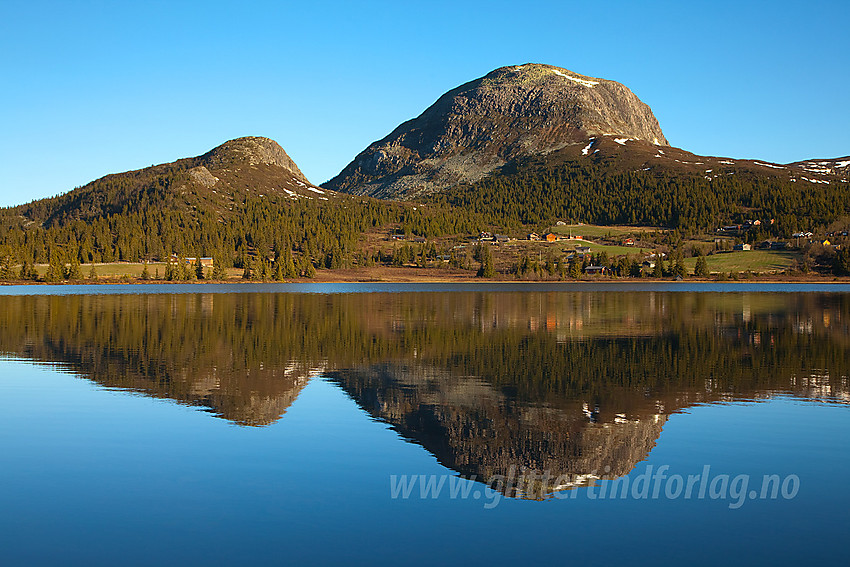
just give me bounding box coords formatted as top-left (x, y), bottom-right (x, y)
top-left (1, 148), bottom-right (849, 280)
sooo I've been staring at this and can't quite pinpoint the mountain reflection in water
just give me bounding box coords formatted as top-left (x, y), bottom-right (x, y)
top-left (1, 291), bottom-right (847, 496)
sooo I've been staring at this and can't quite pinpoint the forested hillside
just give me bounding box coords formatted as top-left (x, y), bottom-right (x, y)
top-left (425, 149), bottom-right (850, 237)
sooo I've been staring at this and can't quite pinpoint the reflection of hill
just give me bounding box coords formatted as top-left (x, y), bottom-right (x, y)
top-left (0, 294), bottom-right (327, 425)
top-left (0, 290), bottom-right (847, 478)
top-left (329, 363), bottom-right (668, 497)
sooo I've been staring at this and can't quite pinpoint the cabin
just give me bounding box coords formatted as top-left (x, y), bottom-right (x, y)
top-left (527, 232), bottom-right (540, 241)
top-left (585, 265), bottom-right (606, 275)
top-left (494, 234), bottom-right (511, 243)
top-left (733, 244), bottom-right (752, 251)
top-left (623, 238), bottom-right (635, 246)
top-left (575, 246), bottom-right (592, 254)
top-left (544, 233), bottom-right (560, 243)
top-left (170, 254), bottom-right (214, 267)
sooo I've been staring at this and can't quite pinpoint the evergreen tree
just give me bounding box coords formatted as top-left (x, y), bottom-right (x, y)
top-left (141, 262), bottom-right (151, 281)
top-left (281, 248), bottom-right (297, 278)
top-left (89, 264), bottom-right (98, 280)
top-left (569, 257), bottom-right (582, 279)
top-left (66, 256), bottom-right (82, 280)
top-left (673, 256), bottom-right (687, 279)
top-left (195, 257), bottom-right (204, 280)
top-left (211, 259), bottom-right (227, 281)
top-left (0, 253), bottom-right (13, 280)
top-left (834, 247), bottom-right (850, 275)
top-left (694, 255), bottom-right (709, 277)
top-left (45, 252), bottom-right (64, 283)
top-left (476, 244), bottom-right (495, 278)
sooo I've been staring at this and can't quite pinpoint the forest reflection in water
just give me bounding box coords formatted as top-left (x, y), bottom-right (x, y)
top-left (1, 290), bottom-right (847, 496)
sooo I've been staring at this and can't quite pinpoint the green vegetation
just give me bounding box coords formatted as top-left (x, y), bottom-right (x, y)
top-left (1, 144), bottom-right (849, 282)
top-left (425, 154), bottom-right (850, 236)
top-left (683, 250), bottom-right (797, 274)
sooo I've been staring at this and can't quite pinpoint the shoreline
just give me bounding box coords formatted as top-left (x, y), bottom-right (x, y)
top-left (2, 274), bottom-right (848, 286)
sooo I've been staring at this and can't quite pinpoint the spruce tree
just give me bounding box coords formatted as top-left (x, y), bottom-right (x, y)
top-left (694, 255), bottom-right (709, 277)
top-left (211, 258), bottom-right (227, 280)
top-left (281, 249), bottom-right (297, 278)
top-left (66, 256), bottom-right (82, 280)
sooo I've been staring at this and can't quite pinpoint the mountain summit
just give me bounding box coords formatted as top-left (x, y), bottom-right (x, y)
top-left (324, 63), bottom-right (668, 199)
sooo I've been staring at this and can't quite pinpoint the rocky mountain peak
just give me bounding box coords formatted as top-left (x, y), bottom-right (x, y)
top-left (201, 136), bottom-right (309, 183)
top-left (324, 63), bottom-right (668, 199)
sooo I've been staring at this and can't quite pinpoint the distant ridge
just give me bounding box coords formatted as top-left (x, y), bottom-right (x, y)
top-left (10, 136), bottom-right (328, 228)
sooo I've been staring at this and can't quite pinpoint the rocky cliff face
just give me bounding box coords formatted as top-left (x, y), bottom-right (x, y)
top-left (324, 63), bottom-right (668, 199)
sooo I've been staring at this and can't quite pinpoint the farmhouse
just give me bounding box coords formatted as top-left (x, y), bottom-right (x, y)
top-left (170, 254), bottom-right (214, 267)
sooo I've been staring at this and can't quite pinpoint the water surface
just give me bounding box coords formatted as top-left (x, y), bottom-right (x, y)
top-left (0, 285), bottom-right (848, 565)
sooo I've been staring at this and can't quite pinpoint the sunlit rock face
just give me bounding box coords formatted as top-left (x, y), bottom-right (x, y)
top-left (324, 63), bottom-right (667, 199)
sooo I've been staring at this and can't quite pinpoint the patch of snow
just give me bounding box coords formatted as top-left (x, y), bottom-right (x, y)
top-left (801, 177), bottom-right (829, 184)
top-left (657, 149), bottom-right (665, 154)
top-left (551, 69), bottom-right (599, 87)
top-left (581, 139), bottom-right (595, 155)
top-left (705, 169), bottom-right (713, 173)
top-left (834, 160), bottom-right (850, 168)
top-left (653, 138), bottom-right (661, 145)
top-left (753, 161), bottom-right (785, 169)
top-left (282, 188), bottom-right (297, 197)
top-left (593, 149), bottom-right (599, 154)
top-left (306, 186), bottom-right (325, 195)
top-left (719, 160), bottom-right (735, 165)
top-left (614, 138), bottom-right (629, 145)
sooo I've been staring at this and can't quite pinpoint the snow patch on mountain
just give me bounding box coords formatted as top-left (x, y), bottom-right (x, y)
top-left (551, 69), bottom-right (599, 87)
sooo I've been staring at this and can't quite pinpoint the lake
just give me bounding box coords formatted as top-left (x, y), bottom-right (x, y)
top-left (1, 283), bottom-right (848, 565)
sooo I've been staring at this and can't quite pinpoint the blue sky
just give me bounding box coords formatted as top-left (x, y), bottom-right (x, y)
top-left (1, 0), bottom-right (848, 207)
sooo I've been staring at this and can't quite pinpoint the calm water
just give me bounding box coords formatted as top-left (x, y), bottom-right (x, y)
top-left (0, 284), bottom-right (848, 566)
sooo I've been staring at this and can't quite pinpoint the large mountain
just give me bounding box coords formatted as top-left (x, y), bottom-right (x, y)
top-left (324, 63), bottom-right (669, 198)
top-left (324, 63), bottom-right (848, 200)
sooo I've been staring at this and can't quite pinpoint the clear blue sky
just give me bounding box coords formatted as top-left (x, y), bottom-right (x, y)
top-left (1, 0), bottom-right (847, 207)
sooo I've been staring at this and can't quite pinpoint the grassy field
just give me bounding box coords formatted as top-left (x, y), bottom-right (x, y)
top-left (32, 263), bottom-right (243, 280)
top-left (550, 224), bottom-right (664, 238)
top-left (683, 250), bottom-right (798, 274)
top-left (555, 239), bottom-right (647, 257)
